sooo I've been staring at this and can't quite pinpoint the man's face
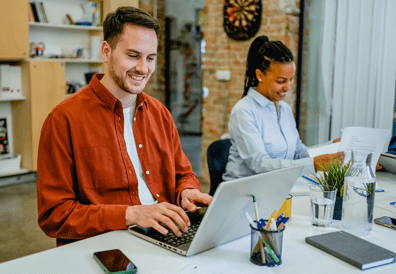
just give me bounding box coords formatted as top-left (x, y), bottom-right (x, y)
top-left (104, 24), bottom-right (158, 95)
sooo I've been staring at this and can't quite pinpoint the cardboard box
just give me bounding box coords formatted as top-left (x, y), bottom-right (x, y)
top-left (0, 153), bottom-right (21, 172)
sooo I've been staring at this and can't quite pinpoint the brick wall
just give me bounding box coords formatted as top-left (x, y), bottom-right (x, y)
top-left (200, 0), bottom-right (302, 185)
top-left (140, 0), bottom-right (166, 105)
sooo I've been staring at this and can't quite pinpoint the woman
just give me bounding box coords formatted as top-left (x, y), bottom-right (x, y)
top-left (223, 35), bottom-right (344, 181)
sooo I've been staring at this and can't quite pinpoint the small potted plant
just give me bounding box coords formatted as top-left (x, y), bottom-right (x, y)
top-left (310, 159), bottom-right (353, 220)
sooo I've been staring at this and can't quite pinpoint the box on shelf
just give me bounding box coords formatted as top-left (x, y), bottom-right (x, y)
top-left (0, 153), bottom-right (21, 172)
top-left (0, 64), bottom-right (22, 98)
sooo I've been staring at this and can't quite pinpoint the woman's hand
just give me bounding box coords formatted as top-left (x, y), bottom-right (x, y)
top-left (314, 151), bottom-right (345, 171)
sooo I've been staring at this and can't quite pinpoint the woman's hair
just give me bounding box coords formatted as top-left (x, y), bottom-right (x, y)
top-left (243, 35), bottom-right (294, 97)
top-left (103, 6), bottom-right (160, 49)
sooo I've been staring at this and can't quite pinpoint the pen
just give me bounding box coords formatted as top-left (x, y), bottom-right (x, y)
top-left (275, 212), bottom-right (285, 226)
top-left (277, 217), bottom-right (289, 230)
top-left (390, 202), bottom-right (396, 206)
top-left (262, 238), bottom-right (279, 263)
top-left (302, 175), bottom-right (321, 186)
top-left (269, 218), bottom-right (277, 231)
top-left (250, 197), bottom-right (266, 264)
top-left (244, 211), bottom-right (257, 229)
top-left (265, 210), bottom-right (278, 230)
top-left (252, 195), bottom-right (260, 222)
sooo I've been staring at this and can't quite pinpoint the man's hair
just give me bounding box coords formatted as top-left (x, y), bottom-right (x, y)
top-left (243, 35), bottom-right (294, 97)
top-left (103, 6), bottom-right (160, 49)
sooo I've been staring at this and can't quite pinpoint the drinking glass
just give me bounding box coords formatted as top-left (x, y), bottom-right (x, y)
top-left (310, 185), bottom-right (337, 227)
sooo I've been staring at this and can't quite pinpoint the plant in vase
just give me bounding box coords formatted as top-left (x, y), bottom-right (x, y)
top-left (310, 159), bottom-right (354, 220)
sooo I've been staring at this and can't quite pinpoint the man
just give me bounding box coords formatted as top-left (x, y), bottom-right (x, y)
top-left (37, 6), bottom-right (211, 246)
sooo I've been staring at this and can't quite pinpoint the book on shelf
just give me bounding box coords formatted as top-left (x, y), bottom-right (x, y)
top-left (306, 231), bottom-right (396, 270)
top-left (40, 2), bottom-right (49, 23)
top-left (30, 2), bottom-right (48, 23)
top-left (30, 2), bottom-right (40, 22)
top-left (28, 3), bottom-right (34, 22)
top-left (0, 118), bottom-right (9, 156)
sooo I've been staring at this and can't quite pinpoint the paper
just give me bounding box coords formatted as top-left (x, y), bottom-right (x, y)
top-left (338, 127), bottom-right (391, 172)
top-left (289, 176), bottom-right (311, 196)
top-left (307, 142), bottom-right (340, 157)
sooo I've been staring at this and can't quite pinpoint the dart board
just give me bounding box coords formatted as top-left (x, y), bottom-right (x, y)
top-left (223, 0), bottom-right (262, 41)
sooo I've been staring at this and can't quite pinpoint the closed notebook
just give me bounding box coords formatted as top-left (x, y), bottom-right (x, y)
top-left (305, 231), bottom-right (396, 270)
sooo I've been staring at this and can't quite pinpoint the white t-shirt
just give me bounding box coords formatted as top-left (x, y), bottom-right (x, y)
top-left (123, 105), bottom-right (157, 205)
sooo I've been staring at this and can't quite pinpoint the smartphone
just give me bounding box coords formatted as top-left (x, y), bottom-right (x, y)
top-left (374, 216), bottom-right (396, 230)
top-left (93, 249), bottom-right (138, 274)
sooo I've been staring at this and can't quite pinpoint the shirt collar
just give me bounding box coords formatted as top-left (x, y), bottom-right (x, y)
top-left (90, 73), bottom-right (148, 111)
top-left (247, 87), bottom-right (273, 108)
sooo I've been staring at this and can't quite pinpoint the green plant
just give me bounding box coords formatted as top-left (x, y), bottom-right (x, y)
top-left (310, 159), bottom-right (354, 197)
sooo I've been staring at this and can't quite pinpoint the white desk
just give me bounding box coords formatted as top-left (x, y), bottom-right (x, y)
top-left (1, 171), bottom-right (396, 274)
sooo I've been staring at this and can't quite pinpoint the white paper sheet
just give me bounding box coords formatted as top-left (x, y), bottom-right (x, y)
top-left (307, 142), bottom-right (340, 157)
top-left (338, 127), bottom-right (391, 172)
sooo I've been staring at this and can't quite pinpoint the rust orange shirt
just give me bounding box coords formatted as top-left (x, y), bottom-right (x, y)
top-left (37, 74), bottom-right (201, 246)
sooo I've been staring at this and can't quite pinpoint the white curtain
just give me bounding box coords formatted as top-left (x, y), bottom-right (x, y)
top-left (306, 0), bottom-right (396, 146)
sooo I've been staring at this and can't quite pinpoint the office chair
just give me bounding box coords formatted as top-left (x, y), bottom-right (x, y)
top-left (206, 138), bottom-right (231, 196)
top-left (387, 120), bottom-right (396, 154)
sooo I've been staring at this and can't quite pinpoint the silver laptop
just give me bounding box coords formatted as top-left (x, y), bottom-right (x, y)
top-left (127, 165), bottom-right (304, 256)
top-left (379, 152), bottom-right (396, 174)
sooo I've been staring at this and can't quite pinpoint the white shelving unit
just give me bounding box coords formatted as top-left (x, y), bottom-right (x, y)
top-left (29, 22), bottom-right (102, 31)
top-left (0, 0), bottom-right (105, 178)
top-left (0, 96), bottom-right (25, 102)
top-left (29, 0), bottom-right (103, 85)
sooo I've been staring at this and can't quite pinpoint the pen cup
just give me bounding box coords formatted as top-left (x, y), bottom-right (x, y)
top-left (250, 222), bottom-right (285, 267)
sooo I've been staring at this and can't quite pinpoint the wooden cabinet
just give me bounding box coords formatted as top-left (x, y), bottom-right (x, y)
top-left (0, 0), bottom-right (29, 59)
top-left (12, 61), bottom-right (66, 171)
top-left (1, 0), bottom-right (139, 175)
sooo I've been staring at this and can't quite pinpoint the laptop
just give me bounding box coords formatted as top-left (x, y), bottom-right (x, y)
top-left (127, 164), bottom-right (304, 256)
top-left (378, 152), bottom-right (396, 174)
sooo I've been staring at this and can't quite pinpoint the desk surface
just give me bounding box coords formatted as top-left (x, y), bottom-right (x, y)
top-left (1, 171), bottom-right (396, 274)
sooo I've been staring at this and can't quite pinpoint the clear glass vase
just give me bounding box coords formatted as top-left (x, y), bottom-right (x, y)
top-left (342, 149), bottom-right (376, 236)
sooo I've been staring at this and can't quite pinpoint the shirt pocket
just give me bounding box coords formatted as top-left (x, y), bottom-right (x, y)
top-left (76, 146), bottom-right (120, 190)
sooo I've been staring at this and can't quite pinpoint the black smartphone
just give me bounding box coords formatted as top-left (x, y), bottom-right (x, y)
top-left (93, 249), bottom-right (138, 274)
top-left (374, 216), bottom-right (396, 230)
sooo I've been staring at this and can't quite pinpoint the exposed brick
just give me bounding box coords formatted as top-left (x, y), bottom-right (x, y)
top-left (200, 0), bottom-right (302, 184)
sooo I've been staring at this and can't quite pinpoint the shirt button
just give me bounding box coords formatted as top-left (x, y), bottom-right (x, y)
top-left (133, 191), bottom-right (135, 195)
top-left (119, 117), bottom-right (121, 120)
top-left (138, 144), bottom-right (142, 148)
top-left (146, 171), bottom-right (150, 175)
top-left (129, 170), bottom-right (132, 173)
top-left (156, 194), bottom-right (159, 198)
top-left (134, 117), bottom-right (136, 121)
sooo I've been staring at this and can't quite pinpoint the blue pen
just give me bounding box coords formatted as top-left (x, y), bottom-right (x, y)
top-left (390, 202), bottom-right (396, 206)
top-left (281, 217), bottom-right (289, 224)
top-left (302, 175), bottom-right (320, 186)
top-left (275, 212), bottom-right (285, 226)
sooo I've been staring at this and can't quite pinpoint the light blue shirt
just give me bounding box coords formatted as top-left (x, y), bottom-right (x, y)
top-left (223, 88), bottom-right (314, 181)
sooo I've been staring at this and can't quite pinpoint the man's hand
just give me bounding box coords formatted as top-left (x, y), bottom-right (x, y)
top-left (125, 203), bottom-right (190, 237)
top-left (181, 189), bottom-right (212, 212)
top-left (314, 151), bottom-right (345, 171)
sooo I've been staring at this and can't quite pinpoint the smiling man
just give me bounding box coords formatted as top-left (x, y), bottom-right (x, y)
top-left (37, 7), bottom-right (211, 246)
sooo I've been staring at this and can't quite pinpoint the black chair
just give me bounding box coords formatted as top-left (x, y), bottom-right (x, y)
top-left (206, 138), bottom-right (231, 196)
top-left (387, 120), bottom-right (396, 154)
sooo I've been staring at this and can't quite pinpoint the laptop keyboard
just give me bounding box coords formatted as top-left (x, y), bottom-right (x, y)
top-left (153, 221), bottom-right (201, 246)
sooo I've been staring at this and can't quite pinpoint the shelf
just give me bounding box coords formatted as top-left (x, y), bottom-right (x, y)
top-left (0, 168), bottom-right (31, 179)
top-left (28, 58), bottom-right (103, 64)
top-left (29, 22), bottom-right (102, 31)
top-left (0, 96), bottom-right (26, 102)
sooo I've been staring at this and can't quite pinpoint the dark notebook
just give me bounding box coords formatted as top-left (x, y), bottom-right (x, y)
top-left (306, 231), bottom-right (396, 270)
